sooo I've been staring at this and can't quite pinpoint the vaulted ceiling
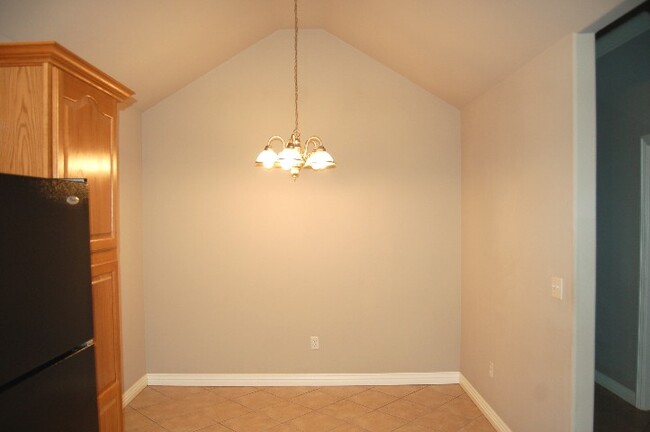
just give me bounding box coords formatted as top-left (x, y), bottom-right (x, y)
top-left (0, 0), bottom-right (634, 109)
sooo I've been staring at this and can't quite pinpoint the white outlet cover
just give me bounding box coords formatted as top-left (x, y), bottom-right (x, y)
top-left (310, 336), bottom-right (319, 350)
top-left (551, 276), bottom-right (564, 300)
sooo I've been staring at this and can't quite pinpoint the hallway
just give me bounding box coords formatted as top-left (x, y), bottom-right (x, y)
top-left (594, 385), bottom-right (650, 432)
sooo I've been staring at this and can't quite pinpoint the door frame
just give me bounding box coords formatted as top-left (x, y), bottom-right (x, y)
top-left (637, 134), bottom-right (650, 410)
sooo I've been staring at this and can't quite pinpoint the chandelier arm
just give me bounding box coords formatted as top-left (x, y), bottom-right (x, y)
top-left (303, 136), bottom-right (322, 158)
top-left (267, 135), bottom-right (286, 149)
top-left (293, 0), bottom-right (299, 135)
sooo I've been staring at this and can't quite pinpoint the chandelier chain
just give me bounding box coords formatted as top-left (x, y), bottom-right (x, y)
top-left (293, 0), bottom-right (299, 136)
top-left (254, 0), bottom-right (335, 179)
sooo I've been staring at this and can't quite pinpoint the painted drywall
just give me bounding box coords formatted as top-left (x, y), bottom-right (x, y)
top-left (596, 27), bottom-right (650, 392)
top-left (142, 30), bottom-right (460, 374)
top-left (461, 35), bottom-right (577, 432)
top-left (119, 106), bottom-right (147, 389)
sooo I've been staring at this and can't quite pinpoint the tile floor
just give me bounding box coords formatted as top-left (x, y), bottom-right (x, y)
top-left (124, 384), bottom-right (495, 432)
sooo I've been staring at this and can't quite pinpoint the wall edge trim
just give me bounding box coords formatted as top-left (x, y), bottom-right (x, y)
top-left (145, 371), bottom-right (460, 387)
top-left (595, 370), bottom-right (636, 405)
top-left (459, 374), bottom-right (513, 432)
top-left (122, 374), bottom-right (149, 407)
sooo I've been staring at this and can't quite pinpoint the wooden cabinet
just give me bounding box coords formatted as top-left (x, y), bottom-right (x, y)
top-left (55, 68), bottom-right (120, 254)
top-left (92, 261), bottom-right (123, 432)
top-left (0, 42), bottom-right (133, 432)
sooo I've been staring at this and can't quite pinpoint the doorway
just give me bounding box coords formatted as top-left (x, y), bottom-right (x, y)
top-left (595, 2), bottom-right (650, 430)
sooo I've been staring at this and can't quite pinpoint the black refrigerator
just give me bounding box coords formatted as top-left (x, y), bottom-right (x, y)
top-left (0, 173), bottom-right (99, 431)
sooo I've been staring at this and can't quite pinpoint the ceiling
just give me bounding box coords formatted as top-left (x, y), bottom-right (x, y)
top-left (0, 0), bottom-right (636, 109)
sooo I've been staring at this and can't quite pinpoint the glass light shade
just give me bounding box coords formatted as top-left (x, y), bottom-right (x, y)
top-left (304, 147), bottom-right (335, 170)
top-left (277, 146), bottom-right (303, 171)
top-left (255, 146), bottom-right (278, 169)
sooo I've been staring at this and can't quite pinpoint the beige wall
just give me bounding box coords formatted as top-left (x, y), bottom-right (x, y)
top-left (141, 30), bottom-right (461, 374)
top-left (119, 106), bottom-right (147, 389)
top-left (461, 35), bottom-right (577, 431)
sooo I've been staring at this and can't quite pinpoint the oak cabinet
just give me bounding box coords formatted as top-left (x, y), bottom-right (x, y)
top-left (92, 260), bottom-right (123, 431)
top-left (0, 42), bottom-right (133, 432)
top-left (56, 68), bottom-right (120, 253)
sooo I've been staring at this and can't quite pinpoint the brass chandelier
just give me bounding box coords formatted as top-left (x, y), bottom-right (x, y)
top-left (254, 0), bottom-right (336, 181)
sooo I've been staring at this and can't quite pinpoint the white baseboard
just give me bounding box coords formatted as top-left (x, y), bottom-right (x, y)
top-left (122, 374), bottom-right (148, 407)
top-left (146, 372), bottom-right (460, 387)
top-left (595, 370), bottom-right (636, 405)
top-left (460, 374), bottom-right (512, 432)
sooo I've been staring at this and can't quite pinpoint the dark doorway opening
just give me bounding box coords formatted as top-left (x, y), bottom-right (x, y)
top-left (595, 1), bottom-right (650, 431)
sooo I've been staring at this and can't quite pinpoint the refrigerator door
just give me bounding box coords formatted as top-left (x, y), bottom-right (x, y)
top-left (0, 344), bottom-right (99, 432)
top-left (0, 174), bottom-right (94, 387)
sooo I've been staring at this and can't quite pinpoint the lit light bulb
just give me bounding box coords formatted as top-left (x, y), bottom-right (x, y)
top-left (255, 146), bottom-right (278, 169)
top-left (305, 147), bottom-right (335, 170)
top-left (277, 146), bottom-right (302, 171)
top-left (280, 158), bottom-right (294, 170)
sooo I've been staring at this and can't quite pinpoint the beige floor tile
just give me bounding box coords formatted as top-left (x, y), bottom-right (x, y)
top-left (350, 411), bottom-right (407, 432)
top-left (292, 389), bottom-right (341, 409)
top-left (181, 392), bottom-right (226, 406)
top-left (195, 425), bottom-right (235, 432)
top-left (136, 399), bottom-right (200, 422)
top-left (348, 389), bottom-right (398, 409)
top-left (427, 384), bottom-right (465, 397)
top-left (209, 386), bottom-right (259, 399)
top-left (235, 390), bottom-right (285, 410)
top-left (319, 386), bottom-right (370, 398)
top-left (123, 407), bottom-right (158, 431)
top-left (403, 388), bottom-right (455, 409)
top-left (438, 397), bottom-right (482, 420)
top-left (457, 417), bottom-right (496, 432)
top-left (130, 426), bottom-right (171, 432)
top-left (412, 409), bottom-right (473, 432)
top-left (288, 411), bottom-right (344, 432)
top-left (221, 411), bottom-right (280, 431)
top-left (267, 423), bottom-right (303, 432)
top-left (392, 424), bottom-right (431, 432)
top-left (319, 399), bottom-right (373, 421)
top-left (126, 385), bottom-right (494, 432)
top-left (330, 425), bottom-right (368, 432)
top-left (378, 399), bottom-right (431, 421)
top-left (152, 386), bottom-right (211, 399)
top-left (262, 386), bottom-right (316, 399)
top-left (373, 385), bottom-right (423, 398)
top-left (129, 387), bottom-right (173, 409)
top-left (260, 401), bottom-right (313, 422)
top-left (198, 400), bottom-right (252, 421)
top-left (157, 412), bottom-right (218, 432)
top-left (148, 394), bottom-right (222, 421)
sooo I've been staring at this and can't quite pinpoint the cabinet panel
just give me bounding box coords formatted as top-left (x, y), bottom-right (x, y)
top-left (0, 66), bottom-right (50, 177)
top-left (97, 382), bottom-right (122, 432)
top-left (91, 260), bottom-right (122, 432)
top-left (55, 68), bottom-right (118, 252)
top-left (91, 261), bottom-right (121, 394)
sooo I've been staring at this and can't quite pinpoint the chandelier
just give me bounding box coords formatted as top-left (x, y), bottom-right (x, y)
top-left (254, 0), bottom-right (336, 181)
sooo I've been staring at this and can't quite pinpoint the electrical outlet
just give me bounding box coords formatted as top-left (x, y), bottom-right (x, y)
top-left (551, 276), bottom-right (564, 300)
top-left (310, 336), bottom-right (319, 350)
top-left (489, 361), bottom-right (494, 378)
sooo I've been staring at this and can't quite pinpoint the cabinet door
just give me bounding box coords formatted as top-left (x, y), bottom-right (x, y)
top-left (54, 68), bottom-right (119, 253)
top-left (91, 260), bottom-right (123, 432)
